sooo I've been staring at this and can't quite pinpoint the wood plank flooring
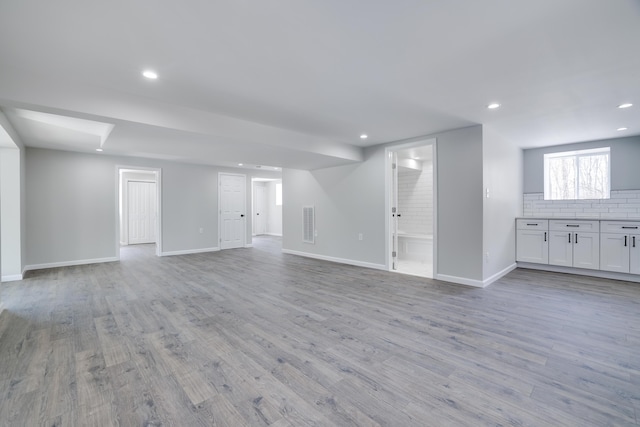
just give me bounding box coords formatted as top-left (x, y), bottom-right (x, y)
top-left (1, 235), bottom-right (639, 426)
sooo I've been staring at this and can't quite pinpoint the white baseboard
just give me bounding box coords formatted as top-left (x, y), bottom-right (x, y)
top-left (161, 247), bottom-right (220, 256)
top-left (244, 244), bottom-right (254, 248)
top-left (25, 256), bottom-right (119, 272)
top-left (517, 262), bottom-right (640, 283)
top-left (266, 233), bottom-right (282, 237)
top-left (483, 263), bottom-right (518, 287)
top-left (282, 249), bottom-right (387, 271)
top-left (435, 274), bottom-right (485, 288)
top-left (1, 274), bottom-right (23, 282)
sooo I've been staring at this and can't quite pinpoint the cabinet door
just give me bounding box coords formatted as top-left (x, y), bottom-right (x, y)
top-left (549, 231), bottom-right (573, 267)
top-left (516, 230), bottom-right (548, 264)
top-left (573, 232), bottom-right (599, 269)
top-left (630, 234), bottom-right (640, 275)
top-left (600, 233), bottom-right (630, 273)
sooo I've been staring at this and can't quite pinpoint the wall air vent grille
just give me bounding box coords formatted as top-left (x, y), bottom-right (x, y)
top-left (303, 206), bottom-right (315, 244)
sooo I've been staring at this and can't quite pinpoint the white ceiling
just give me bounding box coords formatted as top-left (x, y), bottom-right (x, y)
top-left (0, 0), bottom-right (638, 170)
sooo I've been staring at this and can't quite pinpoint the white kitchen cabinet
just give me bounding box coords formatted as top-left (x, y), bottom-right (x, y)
top-left (549, 220), bottom-right (600, 270)
top-left (600, 221), bottom-right (640, 274)
top-left (516, 220), bottom-right (548, 264)
top-left (631, 234), bottom-right (640, 275)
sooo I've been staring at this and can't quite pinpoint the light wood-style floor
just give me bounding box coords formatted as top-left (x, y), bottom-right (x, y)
top-left (1, 236), bottom-right (639, 426)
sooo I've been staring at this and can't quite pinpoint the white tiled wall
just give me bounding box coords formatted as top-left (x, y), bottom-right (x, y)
top-left (523, 190), bottom-right (640, 218)
top-left (397, 164), bottom-right (433, 234)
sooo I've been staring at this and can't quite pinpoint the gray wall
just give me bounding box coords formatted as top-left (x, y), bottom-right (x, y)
top-left (433, 126), bottom-right (484, 281)
top-left (283, 147), bottom-right (386, 266)
top-left (283, 125), bottom-right (487, 282)
top-left (0, 148), bottom-right (21, 279)
top-left (523, 135), bottom-right (640, 193)
top-left (0, 111), bottom-right (26, 279)
top-left (482, 126), bottom-right (523, 280)
top-left (25, 147), bottom-right (280, 267)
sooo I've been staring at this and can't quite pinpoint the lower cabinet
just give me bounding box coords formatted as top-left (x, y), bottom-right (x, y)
top-left (516, 218), bottom-right (640, 278)
top-left (600, 221), bottom-right (640, 274)
top-left (548, 231), bottom-right (600, 269)
top-left (516, 220), bottom-right (548, 263)
top-left (548, 220), bottom-right (600, 270)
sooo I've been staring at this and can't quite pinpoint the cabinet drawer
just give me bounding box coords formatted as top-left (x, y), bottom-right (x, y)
top-left (516, 219), bottom-right (548, 230)
top-left (549, 220), bottom-right (599, 232)
top-left (600, 221), bottom-right (640, 234)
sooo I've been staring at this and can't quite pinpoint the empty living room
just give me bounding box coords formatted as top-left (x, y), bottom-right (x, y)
top-left (1, 1), bottom-right (639, 426)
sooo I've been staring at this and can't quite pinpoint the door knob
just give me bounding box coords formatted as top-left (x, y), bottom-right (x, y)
top-left (240, 214), bottom-right (245, 217)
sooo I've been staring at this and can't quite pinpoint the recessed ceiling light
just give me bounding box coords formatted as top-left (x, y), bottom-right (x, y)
top-left (142, 70), bottom-right (158, 79)
top-left (360, 134), bottom-right (368, 139)
top-left (413, 157), bottom-right (420, 160)
top-left (618, 103), bottom-right (633, 109)
top-left (617, 127), bottom-right (628, 131)
top-left (96, 148), bottom-right (103, 152)
top-left (487, 103), bottom-right (501, 109)
top-left (238, 163), bottom-right (243, 166)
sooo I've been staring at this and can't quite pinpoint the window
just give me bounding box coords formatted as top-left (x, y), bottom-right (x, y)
top-left (544, 147), bottom-right (610, 200)
top-left (275, 182), bottom-right (282, 206)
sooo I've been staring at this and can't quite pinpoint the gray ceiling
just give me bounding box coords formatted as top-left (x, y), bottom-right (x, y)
top-left (1, 0), bottom-right (638, 170)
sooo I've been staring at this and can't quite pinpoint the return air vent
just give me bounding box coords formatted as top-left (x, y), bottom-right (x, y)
top-left (303, 206), bottom-right (315, 244)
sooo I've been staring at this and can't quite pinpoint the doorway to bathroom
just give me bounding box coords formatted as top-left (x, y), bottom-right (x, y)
top-left (386, 139), bottom-right (436, 278)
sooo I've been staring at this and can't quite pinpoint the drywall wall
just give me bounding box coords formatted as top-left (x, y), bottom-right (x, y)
top-left (0, 148), bottom-right (21, 280)
top-left (283, 147), bottom-right (386, 267)
top-left (25, 147), bottom-right (280, 267)
top-left (431, 126), bottom-right (484, 282)
top-left (523, 135), bottom-right (640, 193)
top-left (0, 111), bottom-right (26, 280)
top-left (283, 125), bottom-right (486, 283)
top-left (482, 126), bottom-right (522, 282)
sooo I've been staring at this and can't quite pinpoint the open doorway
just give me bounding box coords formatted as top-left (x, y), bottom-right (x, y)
top-left (117, 167), bottom-right (162, 257)
top-left (386, 139), bottom-right (437, 278)
top-left (251, 178), bottom-right (283, 238)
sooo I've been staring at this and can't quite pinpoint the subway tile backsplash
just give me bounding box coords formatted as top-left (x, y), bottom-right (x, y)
top-left (523, 190), bottom-right (640, 218)
top-left (397, 165), bottom-right (433, 234)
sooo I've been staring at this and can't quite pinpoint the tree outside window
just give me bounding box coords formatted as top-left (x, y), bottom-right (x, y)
top-left (544, 148), bottom-right (610, 200)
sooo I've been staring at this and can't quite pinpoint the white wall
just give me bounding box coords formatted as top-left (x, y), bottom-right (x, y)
top-left (482, 126), bottom-right (522, 283)
top-left (25, 148), bottom-right (280, 268)
top-left (266, 180), bottom-right (282, 236)
top-left (282, 125), bottom-right (490, 284)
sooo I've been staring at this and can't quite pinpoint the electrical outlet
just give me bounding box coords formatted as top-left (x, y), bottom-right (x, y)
top-left (199, 228), bottom-right (204, 234)
top-left (358, 233), bottom-right (363, 241)
top-left (485, 251), bottom-right (490, 263)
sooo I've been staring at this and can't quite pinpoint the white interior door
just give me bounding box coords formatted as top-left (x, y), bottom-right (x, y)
top-left (128, 181), bottom-right (156, 244)
top-left (254, 185), bottom-right (267, 235)
top-left (220, 173), bottom-right (246, 249)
